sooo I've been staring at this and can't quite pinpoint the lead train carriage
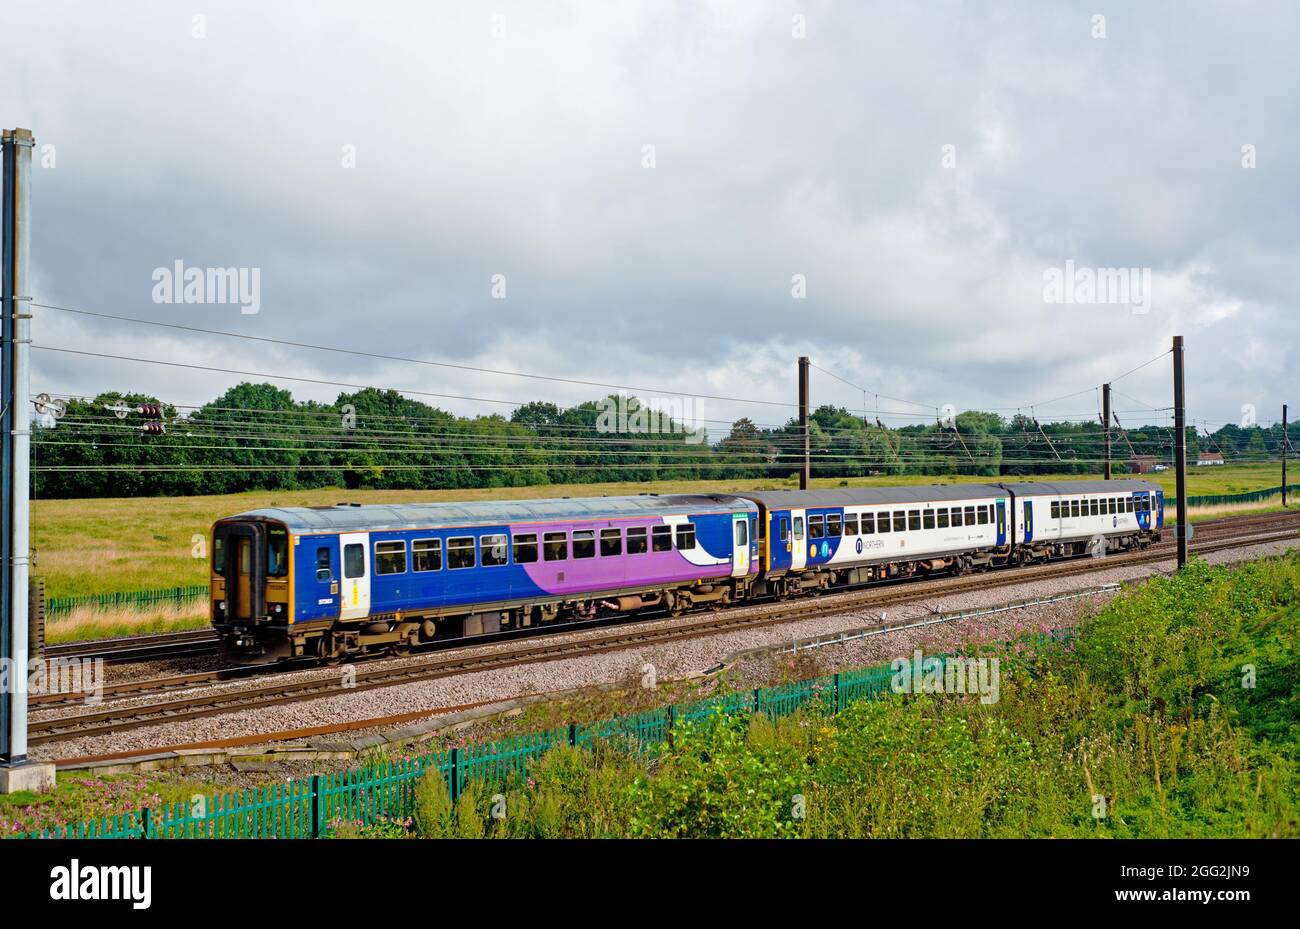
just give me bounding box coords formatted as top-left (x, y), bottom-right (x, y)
top-left (211, 480), bottom-right (1162, 662)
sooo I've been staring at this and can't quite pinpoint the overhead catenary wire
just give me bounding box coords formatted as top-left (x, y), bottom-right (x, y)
top-left (33, 302), bottom-right (798, 408)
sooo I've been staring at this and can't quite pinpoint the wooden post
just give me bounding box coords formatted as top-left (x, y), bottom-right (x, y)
top-left (798, 356), bottom-right (810, 489)
top-left (1102, 383), bottom-right (1112, 479)
top-left (1173, 336), bottom-right (1188, 569)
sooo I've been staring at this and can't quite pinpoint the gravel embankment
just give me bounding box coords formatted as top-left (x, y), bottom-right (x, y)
top-left (31, 538), bottom-right (1297, 762)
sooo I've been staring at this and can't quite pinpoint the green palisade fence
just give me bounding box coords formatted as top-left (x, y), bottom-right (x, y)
top-left (1176, 483), bottom-right (1300, 509)
top-left (15, 640), bottom-right (1071, 840)
top-left (45, 584), bottom-right (209, 619)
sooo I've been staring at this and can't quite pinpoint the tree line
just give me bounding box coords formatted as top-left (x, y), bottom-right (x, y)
top-left (31, 381), bottom-right (1295, 498)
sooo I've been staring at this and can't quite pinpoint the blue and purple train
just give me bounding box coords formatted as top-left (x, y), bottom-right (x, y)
top-left (211, 479), bottom-right (1162, 662)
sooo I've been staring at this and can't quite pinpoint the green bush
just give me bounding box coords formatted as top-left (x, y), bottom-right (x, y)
top-left (412, 768), bottom-right (455, 838)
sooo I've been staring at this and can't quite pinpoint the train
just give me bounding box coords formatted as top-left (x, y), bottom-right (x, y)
top-left (210, 479), bottom-right (1164, 663)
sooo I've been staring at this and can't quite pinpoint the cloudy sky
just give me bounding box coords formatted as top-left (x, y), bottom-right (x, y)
top-left (3, 0), bottom-right (1297, 435)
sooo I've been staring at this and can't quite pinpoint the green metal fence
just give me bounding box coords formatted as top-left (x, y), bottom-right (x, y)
top-left (17, 638), bottom-right (1068, 840)
top-left (1178, 483), bottom-right (1300, 509)
top-left (46, 584), bottom-right (209, 619)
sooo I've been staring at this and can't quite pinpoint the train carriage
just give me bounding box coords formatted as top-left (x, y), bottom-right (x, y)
top-left (212, 494), bottom-right (758, 662)
top-left (742, 485), bottom-right (1012, 596)
top-left (998, 479), bottom-right (1163, 561)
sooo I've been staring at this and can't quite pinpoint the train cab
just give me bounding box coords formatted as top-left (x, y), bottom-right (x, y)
top-left (211, 516), bottom-right (294, 661)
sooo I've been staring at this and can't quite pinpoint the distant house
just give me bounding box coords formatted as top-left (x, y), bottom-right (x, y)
top-left (1197, 451), bottom-right (1226, 466)
top-left (1129, 455), bottom-right (1160, 473)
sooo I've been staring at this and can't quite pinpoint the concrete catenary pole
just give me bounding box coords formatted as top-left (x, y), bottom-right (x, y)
top-left (1172, 336), bottom-right (1188, 570)
top-left (1283, 404), bottom-right (1289, 508)
top-left (0, 128), bottom-right (33, 773)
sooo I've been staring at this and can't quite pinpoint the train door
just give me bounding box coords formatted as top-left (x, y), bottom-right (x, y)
top-left (339, 531), bottom-right (371, 620)
top-left (765, 511), bottom-right (790, 572)
top-left (1023, 500), bottom-right (1034, 543)
top-left (1136, 494), bottom-right (1151, 531)
top-left (790, 509), bottom-right (806, 570)
top-left (996, 500), bottom-right (1007, 546)
top-left (233, 536), bottom-right (254, 621)
top-left (1156, 491), bottom-right (1165, 528)
top-left (731, 515), bottom-right (750, 577)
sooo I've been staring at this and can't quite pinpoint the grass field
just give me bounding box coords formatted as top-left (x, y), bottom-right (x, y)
top-left (29, 462), bottom-right (1294, 640)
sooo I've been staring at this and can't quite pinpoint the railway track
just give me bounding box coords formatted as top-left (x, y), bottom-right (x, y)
top-left (28, 518), bottom-right (1300, 746)
top-left (44, 508), bottom-right (1300, 666)
top-left (43, 628), bottom-right (218, 664)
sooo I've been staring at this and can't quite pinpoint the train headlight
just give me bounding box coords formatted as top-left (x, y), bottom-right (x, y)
top-left (273, 603), bottom-right (283, 614)
top-left (217, 600), bottom-right (226, 611)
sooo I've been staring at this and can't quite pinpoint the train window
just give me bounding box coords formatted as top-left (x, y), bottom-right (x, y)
top-left (213, 535), bottom-right (226, 573)
top-left (793, 517), bottom-right (804, 540)
top-left (827, 514), bottom-right (842, 537)
top-left (627, 527), bottom-right (648, 554)
top-left (414, 539), bottom-right (443, 571)
top-left (344, 543), bottom-right (365, 578)
top-left (652, 525), bottom-right (673, 552)
top-left (937, 508), bottom-right (949, 529)
top-left (809, 515), bottom-right (824, 539)
top-left (511, 534), bottom-right (536, 564)
top-left (447, 537), bottom-right (475, 570)
top-left (734, 520), bottom-right (749, 546)
top-left (1089, 499), bottom-right (1098, 516)
top-left (1071, 500), bottom-right (1081, 518)
top-left (675, 524), bottom-right (696, 550)
top-left (267, 527), bottom-right (289, 577)
top-left (843, 514), bottom-right (858, 535)
top-left (1126, 497), bottom-right (1134, 512)
top-left (572, 531), bottom-right (595, 559)
top-left (375, 540), bottom-right (407, 575)
top-left (481, 534), bottom-right (509, 567)
top-left (601, 528), bottom-right (622, 557)
top-left (923, 510), bottom-right (935, 530)
top-left (1050, 501), bottom-right (1060, 519)
top-left (876, 512), bottom-right (890, 533)
top-left (893, 511), bottom-right (907, 532)
top-left (779, 517), bottom-right (789, 542)
top-left (908, 510), bottom-right (921, 531)
top-left (965, 506), bottom-right (976, 525)
top-left (976, 506), bottom-right (987, 524)
top-left (861, 513), bottom-right (875, 534)
top-left (950, 508), bottom-right (962, 527)
top-left (315, 547), bottom-right (332, 582)
top-left (543, 532), bottom-right (567, 562)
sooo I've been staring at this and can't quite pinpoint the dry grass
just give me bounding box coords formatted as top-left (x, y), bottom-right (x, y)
top-left (44, 604), bottom-right (209, 643)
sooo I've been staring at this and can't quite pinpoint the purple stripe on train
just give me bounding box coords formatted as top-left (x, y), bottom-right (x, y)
top-left (521, 516), bottom-right (735, 596)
